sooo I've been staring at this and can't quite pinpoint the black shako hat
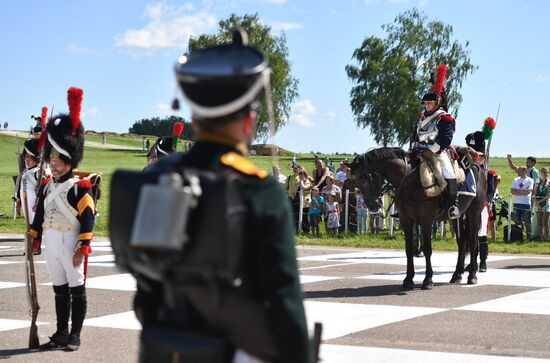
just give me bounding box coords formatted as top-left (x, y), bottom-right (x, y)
top-left (175, 28), bottom-right (270, 120)
top-left (23, 138), bottom-right (40, 160)
top-left (43, 87), bottom-right (85, 168)
top-left (465, 131), bottom-right (486, 154)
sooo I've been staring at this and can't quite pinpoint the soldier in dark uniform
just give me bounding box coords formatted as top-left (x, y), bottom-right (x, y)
top-left (465, 117), bottom-right (496, 272)
top-left (117, 29), bottom-right (312, 362)
top-left (410, 64), bottom-right (459, 219)
top-left (143, 122), bottom-right (183, 171)
top-left (30, 87), bottom-right (95, 351)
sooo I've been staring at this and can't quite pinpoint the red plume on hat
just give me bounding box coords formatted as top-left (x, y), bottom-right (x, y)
top-left (433, 64), bottom-right (447, 96)
top-left (40, 107), bottom-right (48, 128)
top-left (37, 106), bottom-right (48, 151)
top-left (482, 116), bottom-right (496, 140)
top-left (173, 121), bottom-right (184, 137)
top-left (172, 121), bottom-right (184, 150)
top-left (67, 87), bottom-right (83, 134)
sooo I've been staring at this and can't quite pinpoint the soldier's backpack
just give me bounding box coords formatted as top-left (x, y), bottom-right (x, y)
top-left (74, 171), bottom-right (102, 213)
top-left (109, 162), bottom-right (276, 362)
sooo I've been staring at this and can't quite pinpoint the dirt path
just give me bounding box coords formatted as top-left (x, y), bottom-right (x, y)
top-left (0, 130), bottom-right (142, 151)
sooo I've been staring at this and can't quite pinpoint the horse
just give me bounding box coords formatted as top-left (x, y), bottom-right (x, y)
top-left (351, 147), bottom-right (487, 290)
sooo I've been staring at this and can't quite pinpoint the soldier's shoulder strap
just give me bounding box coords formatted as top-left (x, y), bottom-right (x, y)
top-left (220, 152), bottom-right (267, 179)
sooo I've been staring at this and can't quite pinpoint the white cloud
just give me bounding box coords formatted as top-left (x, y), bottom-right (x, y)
top-left (82, 107), bottom-right (102, 119)
top-left (114, 1), bottom-right (216, 54)
top-left (67, 43), bottom-right (96, 55)
top-left (263, 0), bottom-right (286, 4)
top-left (156, 103), bottom-right (172, 115)
top-left (291, 100), bottom-right (316, 127)
top-left (271, 22), bottom-right (304, 32)
top-left (536, 74), bottom-right (549, 84)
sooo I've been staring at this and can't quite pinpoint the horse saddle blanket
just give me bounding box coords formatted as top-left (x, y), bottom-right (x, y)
top-left (420, 155), bottom-right (447, 198)
top-left (458, 169), bottom-right (477, 196)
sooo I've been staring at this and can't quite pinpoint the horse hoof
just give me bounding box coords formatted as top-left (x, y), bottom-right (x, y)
top-left (467, 276), bottom-right (478, 285)
top-left (402, 280), bottom-right (415, 291)
top-left (421, 280), bottom-right (433, 290)
top-left (449, 274), bottom-right (462, 284)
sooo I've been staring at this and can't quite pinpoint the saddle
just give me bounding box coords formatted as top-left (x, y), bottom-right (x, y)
top-left (418, 150), bottom-right (467, 198)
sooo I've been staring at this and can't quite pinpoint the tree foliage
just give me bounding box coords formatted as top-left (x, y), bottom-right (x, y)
top-left (346, 9), bottom-right (477, 147)
top-left (188, 13), bottom-right (299, 141)
top-left (128, 115), bottom-right (194, 140)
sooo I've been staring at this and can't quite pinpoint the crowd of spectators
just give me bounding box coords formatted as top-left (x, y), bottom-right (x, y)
top-left (275, 154), bottom-right (550, 242)
top-left (279, 158), bottom-right (385, 236)
top-left (508, 155), bottom-right (549, 240)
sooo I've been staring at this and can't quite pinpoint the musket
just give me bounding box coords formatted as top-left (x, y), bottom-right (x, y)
top-left (484, 102), bottom-right (500, 169)
top-left (312, 322), bottom-right (323, 363)
top-left (36, 105), bottom-right (53, 190)
top-left (22, 179), bottom-right (40, 349)
top-left (12, 134), bottom-right (24, 220)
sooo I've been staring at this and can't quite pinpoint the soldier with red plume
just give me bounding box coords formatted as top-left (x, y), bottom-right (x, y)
top-left (143, 121), bottom-right (184, 171)
top-left (29, 87), bottom-right (95, 351)
top-left (411, 64), bottom-right (459, 219)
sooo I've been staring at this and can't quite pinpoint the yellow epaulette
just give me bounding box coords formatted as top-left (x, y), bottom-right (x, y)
top-left (220, 152), bottom-right (267, 179)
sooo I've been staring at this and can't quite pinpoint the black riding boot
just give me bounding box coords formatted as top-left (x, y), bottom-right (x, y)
top-left (40, 284), bottom-right (70, 349)
top-left (445, 179), bottom-right (460, 219)
top-left (67, 285), bottom-right (87, 351)
top-left (479, 236), bottom-right (489, 272)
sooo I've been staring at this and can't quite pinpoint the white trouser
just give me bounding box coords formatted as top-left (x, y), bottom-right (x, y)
top-left (478, 204), bottom-right (489, 237)
top-left (44, 229), bottom-right (85, 287)
top-left (435, 151), bottom-right (456, 179)
top-left (21, 186), bottom-right (37, 226)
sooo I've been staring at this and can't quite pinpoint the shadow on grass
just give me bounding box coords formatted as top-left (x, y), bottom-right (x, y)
top-left (304, 283), bottom-right (408, 298)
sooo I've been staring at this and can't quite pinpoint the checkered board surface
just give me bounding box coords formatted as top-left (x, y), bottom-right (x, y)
top-left (1, 235), bottom-right (550, 362)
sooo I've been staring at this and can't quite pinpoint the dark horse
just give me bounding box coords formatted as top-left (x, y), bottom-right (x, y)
top-left (351, 147), bottom-right (487, 290)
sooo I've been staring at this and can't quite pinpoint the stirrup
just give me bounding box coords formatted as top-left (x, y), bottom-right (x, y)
top-left (448, 205), bottom-right (460, 220)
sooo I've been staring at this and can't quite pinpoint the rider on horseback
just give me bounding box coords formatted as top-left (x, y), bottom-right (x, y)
top-left (410, 64), bottom-right (460, 220)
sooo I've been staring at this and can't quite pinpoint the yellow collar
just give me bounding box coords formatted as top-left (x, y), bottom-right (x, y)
top-left (195, 132), bottom-right (249, 155)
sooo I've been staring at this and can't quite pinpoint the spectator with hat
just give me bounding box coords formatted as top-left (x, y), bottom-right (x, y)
top-left (335, 161), bottom-right (350, 188)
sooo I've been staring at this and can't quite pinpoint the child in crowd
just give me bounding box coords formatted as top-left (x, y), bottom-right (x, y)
top-left (326, 192), bottom-right (340, 234)
top-left (369, 196), bottom-right (384, 235)
top-left (355, 188), bottom-right (369, 234)
top-left (309, 187), bottom-right (324, 236)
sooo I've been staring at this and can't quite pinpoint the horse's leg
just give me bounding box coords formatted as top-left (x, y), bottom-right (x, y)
top-left (401, 217), bottom-right (416, 291)
top-left (421, 222), bottom-right (434, 290)
top-left (467, 215), bottom-right (479, 285)
top-left (450, 218), bottom-right (465, 283)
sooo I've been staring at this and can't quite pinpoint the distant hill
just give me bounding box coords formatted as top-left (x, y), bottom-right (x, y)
top-left (250, 144), bottom-right (293, 156)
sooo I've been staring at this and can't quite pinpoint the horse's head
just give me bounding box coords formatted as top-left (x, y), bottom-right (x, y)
top-left (351, 154), bottom-right (385, 210)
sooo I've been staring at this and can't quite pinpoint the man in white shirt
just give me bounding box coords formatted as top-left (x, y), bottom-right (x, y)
top-left (511, 166), bottom-right (535, 239)
top-left (271, 165), bottom-right (287, 185)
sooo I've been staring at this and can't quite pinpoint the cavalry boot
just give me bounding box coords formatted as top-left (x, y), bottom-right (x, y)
top-left (479, 236), bottom-right (489, 272)
top-left (40, 284), bottom-right (70, 349)
top-left (445, 179), bottom-right (460, 220)
top-left (67, 285), bottom-right (87, 351)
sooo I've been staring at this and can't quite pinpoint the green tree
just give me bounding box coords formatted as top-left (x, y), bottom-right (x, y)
top-left (129, 116), bottom-right (194, 140)
top-left (188, 13), bottom-right (299, 141)
top-left (346, 9), bottom-right (477, 147)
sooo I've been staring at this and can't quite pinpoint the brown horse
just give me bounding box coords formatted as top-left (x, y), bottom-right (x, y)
top-left (351, 147), bottom-right (487, 290)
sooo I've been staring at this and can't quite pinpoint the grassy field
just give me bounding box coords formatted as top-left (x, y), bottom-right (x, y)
top-left (1, 132), bottom-right (549, 254)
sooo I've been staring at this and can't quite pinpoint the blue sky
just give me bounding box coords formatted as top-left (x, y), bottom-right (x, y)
top-left (1, 0), bottom-right (549, 157)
